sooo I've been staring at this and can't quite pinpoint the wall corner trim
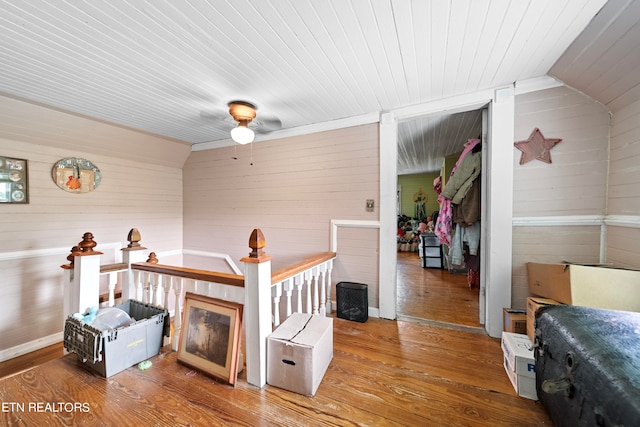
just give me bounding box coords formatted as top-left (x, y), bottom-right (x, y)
top-left (329, 219), bottom-right (380, 252)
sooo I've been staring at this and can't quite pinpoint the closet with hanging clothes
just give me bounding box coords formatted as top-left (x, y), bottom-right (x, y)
top-left (434, 138), bottom-right (482, 289)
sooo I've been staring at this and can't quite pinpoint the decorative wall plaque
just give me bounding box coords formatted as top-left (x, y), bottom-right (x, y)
top-left (514, 128), bottom-right (562, 165)
top-left (0, 156), bottom-right (28, 204)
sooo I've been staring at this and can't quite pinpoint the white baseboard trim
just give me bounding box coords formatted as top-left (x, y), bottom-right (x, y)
top-left (0, 332), bottom-right (63, 363)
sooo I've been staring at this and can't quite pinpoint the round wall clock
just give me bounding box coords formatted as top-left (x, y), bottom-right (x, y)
top-left (52, 157), bottom-right (101, 193)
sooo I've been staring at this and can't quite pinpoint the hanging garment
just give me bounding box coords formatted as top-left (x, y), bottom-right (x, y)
top-left (435, 139), bottom-right (481, 246)
top-left (441, 150), bottom-right (481, 204)
top-left (461, 221), bottom-right (481, 256)
top-left (434, 195), bottom-right (452, 246)
top-left (452, 176), bottom-right (481, 226)
top-left (449, 223), bottom-right (465, 267)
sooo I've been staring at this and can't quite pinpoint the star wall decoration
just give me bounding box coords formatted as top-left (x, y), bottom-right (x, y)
top-left (514, 128), bottom-right (562, 165)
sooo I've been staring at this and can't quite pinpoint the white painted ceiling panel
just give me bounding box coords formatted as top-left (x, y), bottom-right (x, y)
top-left (397, 109), bottom-right (483, 175)
top-left (3, 0), bottom-right (635, 174)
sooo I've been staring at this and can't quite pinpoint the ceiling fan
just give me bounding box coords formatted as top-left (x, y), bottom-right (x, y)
top-left (200, 100), bottom-right (282, 145)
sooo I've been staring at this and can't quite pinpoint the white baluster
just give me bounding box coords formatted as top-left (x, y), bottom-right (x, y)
top-left (172, 276), bottom-right (183, 351)
top-left (194, 280), bottom-right (204, 296)
top-left (271, 282), bottom-right (283, 327)
top-left (283, 279), bottom-right (293, 319)
top-left (143, 272), bottom-right (151, 303)
top-left (325, 260), bottom-right (334, 314)
top-left (304, 270), bottom-right (313, 314)
top-left (163, 275), bottom-right (171, 310)
top-left (133, 270), bottom-right (142, 301)
top-left (151, 273), bottom-right (160, 306)
top-left (312, 266), bottom-right (319, 315)
top-left (185, 279), bottom-right (195, 296)
top-left (294, 274), bottom-right (304, 313)
top-left (209, 281), bottom-right (223, 300)
top-left (108, 271), bottom-right (117, 307)
top-left (318, 265), bottom-right (327, 316)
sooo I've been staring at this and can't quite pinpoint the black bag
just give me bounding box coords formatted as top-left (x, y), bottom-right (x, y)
top-left (534, 305), bottom-right (640, 426)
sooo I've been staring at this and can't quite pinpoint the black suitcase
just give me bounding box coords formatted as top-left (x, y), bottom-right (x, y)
top-left (534, 305), bottom-right (640, 426)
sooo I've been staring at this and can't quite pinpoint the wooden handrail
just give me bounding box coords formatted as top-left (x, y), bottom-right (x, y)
top-left (132, 262), bottom-right (245, 288)
top-left (99, 290), bottom-right (122, 304)
top-left (271, 252), bottom-right (336, 284)
top-left (100, 262), bottom-right (128, 273)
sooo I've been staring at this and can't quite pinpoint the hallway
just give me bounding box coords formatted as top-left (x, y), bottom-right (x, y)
top-left (396, 251), bottom-right (481, 328)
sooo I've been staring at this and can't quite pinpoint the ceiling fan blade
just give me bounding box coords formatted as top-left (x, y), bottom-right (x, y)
top-left (252, 116), bottom-right (282, 133)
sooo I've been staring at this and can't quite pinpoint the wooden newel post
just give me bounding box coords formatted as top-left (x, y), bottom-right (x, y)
top-left (241, 228), bottom-right (272, 388)
top-left (67, 232), bottom-right (103, 316)
top-left (121, 228), bottom-right (147, 302)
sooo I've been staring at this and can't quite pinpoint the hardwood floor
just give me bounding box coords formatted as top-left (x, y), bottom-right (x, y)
top-left (0, 316), bottom-right (551, 426)
top-left (1, 255), bottom-right (550, 425)
top-left (397, 250), bottom-right (481, 328)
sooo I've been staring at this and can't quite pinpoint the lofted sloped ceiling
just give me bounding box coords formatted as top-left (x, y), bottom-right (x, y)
top-left (550, 0), bottom-right (640, 114)
top-left (0, 0), bottom-right (623, 174)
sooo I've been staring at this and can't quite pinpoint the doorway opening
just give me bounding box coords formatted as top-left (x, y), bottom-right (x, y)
top-left (396, 107), bottom-right (487, 330)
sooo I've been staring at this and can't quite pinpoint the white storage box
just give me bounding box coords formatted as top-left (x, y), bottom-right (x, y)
top-left (504, 359), bottom-right (537, 400)
top-left (267, 313), bottom-right (333, 396)
top-left (501, 332), bottom-right (537, 400)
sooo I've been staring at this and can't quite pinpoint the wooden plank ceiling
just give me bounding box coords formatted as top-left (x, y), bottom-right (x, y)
top-left (2, 0), bottom-right (631, 174)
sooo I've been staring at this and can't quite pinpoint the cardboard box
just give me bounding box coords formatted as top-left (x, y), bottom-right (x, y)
top-left (502, 332), bottom-right (537, 400)
top-left (503, 308), bottom-right (527, 334)
top-left (526, 297), bottom-right (561, 342)
top-left (527, 262), bottom-right (640, 311)
top-left (267, 313), bottom-right (333, 396)
top-left (504, 359), bottom-right (538, 400)
top-left (501, 332), bottom-right (535, 379)
top-left (63, 300), bottom-right (169, 377)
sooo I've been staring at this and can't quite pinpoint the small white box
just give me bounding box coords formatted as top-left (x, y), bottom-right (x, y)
top-left (501, 332), bottom-right (535, 378)
top-left (502, 332), bottom-right (537, 400)
top-left (267, 313), bottom-right (333, 396)
top-left (504, 359), bottom-right (538, 400)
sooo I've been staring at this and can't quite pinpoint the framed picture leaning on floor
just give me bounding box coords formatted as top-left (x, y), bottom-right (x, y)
top-left (177, 292), bottom-right (243, 386)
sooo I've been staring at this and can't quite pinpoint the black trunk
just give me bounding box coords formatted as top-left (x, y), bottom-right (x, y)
top-left (534, 305), bottom-right (640, 426)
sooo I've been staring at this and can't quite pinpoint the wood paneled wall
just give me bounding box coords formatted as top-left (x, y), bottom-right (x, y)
top-left (512, 226), bottom-right (602, 307)
top-left (0, 96), bottom-right (187, 358)
top-left (607, 98), bottom-right (640, 268)
top-left (609, 93), bottom-right (640, 216)
top-left (513, 86), bottom-right (609, 216)
top-left (511, 86), bottom-right (610, 308)
top-left (183, 124), bottom-right (380, 306)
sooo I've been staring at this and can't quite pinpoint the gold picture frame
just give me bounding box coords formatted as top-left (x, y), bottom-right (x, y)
top-left (177, 292), bottom-right (243, 386)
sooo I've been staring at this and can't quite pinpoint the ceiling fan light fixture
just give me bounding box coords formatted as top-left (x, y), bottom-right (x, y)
top-left (228, 101), bottom-right (257, 144)
top-left (230, 121), bottom-right (255, 144)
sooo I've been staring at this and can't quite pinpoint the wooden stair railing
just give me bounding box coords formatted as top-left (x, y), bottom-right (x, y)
top-left (63, 228), bottom-right (337, 388)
